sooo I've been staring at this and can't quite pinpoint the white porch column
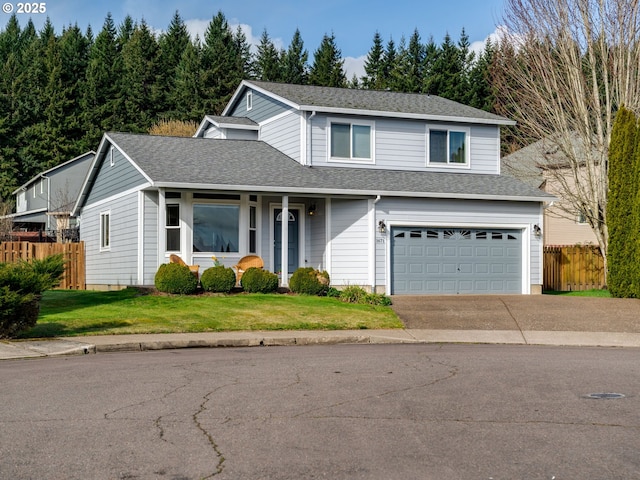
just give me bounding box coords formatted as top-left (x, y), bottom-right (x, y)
top-left (281, 195), bottom-right (289, 286)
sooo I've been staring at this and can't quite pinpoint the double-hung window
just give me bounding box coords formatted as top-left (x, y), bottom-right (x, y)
top-left (329, 119), bottom-right (373, 163)
top-left (427, 127), bottom-right (469, 166)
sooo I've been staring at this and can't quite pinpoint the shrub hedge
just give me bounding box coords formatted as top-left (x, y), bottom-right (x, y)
top-left (240, 267), bottom-right (278, 293)
top-left (154, 263), bottom-right (198, 294)
top-left (201, 265), bottom-right (236, 293)
top-left (289, 267), bottom-right (330, 295)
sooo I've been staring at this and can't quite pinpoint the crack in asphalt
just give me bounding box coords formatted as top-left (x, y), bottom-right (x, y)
top-left (193, 390), bottom-right (225, 478)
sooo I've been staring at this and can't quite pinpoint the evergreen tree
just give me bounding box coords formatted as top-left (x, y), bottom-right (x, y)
top-left (254, 29), bottom-right (282, 81)
top-left (405, 28), bottom-right (425, 92)
top-left (381, 37), bottom-right (397, 89)
top-left (607, 107), bottom-right (638, 297)
top-left (425, 33), bottom-right (463, 100)
top-left (467, 39), bottom-right (495, 111)
top-left (157, 11), bottom-right (191, 112)
top-left (200, 11), bottom-right (246, 114)
top-left (82, 13), bottom-right (125, 146)
top-left (282, 28), bottom-right (308, 84)
top-left (362, 31), bottom-right (385, 90)
top-left (171, 38), bottom-right (204, 121)
top-left (387, 35), bottom-right (409, 91)
top-left (121, 21), bottom-right (161, 131)
top-left (309, 32), bottom-right (346, 87)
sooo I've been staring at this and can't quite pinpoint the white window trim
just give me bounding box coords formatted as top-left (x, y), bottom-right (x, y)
top-left (110, 146), bottom-right (115, 166)
top-left (165, 203), bottom-right (181, 253)
top-left (246, 91), bottom-right (253, 111)
top-left (100, 210), bottom-right (111, 251)
top-left (426, 124), bottom-right (471, 168)
top-left (327, 117), bottom-right (375, 164)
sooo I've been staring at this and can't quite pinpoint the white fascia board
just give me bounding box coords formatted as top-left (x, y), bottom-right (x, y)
top-left (105, 134), bottom-right (154, 185)
top-left (223, 80), bottom-right (301, 116)
top-left (12, 151), bottom-right (96, 195)
top-left (152, 182), bottom-right (553, 203)
top-left (194, 117), bottom-right (212, 137)
top-left (298, 105), bottom-right (516, 126)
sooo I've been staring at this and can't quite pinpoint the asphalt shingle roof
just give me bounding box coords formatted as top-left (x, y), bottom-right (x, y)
top-left (108, 133), bottom-right (553, 202)
top-left (244, 81), bottom-right (514, 125)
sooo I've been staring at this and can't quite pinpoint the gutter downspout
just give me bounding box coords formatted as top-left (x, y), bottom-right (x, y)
top-left (370, 195), bottom-right (382, 292)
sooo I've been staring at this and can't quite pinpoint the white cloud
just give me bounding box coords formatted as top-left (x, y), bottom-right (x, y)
top-left (344, 55), bottom-right (366, 81)
top-left (470, 25), bottom-right (509, 58)
top-left (184, 18), bottom-right (283, 55)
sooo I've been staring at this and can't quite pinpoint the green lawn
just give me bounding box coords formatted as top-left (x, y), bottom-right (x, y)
top-left (543, 289), bottom-right (611, 297)
top-left (22, 288), bottom-right (402, 338)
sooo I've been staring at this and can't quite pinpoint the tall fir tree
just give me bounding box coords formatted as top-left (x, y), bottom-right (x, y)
top-left (254, 29), bottom-right (282, 81)
top-left (121, 21), bottom-right (161, 131)
top-left (171, 39), bottom-right (204, 121)
top-left (607, 106), bottom-right (638, 297)
top-left (309, 32), bottom-right (346, 87)
top-left (200, 11), bottom-right (246, 114)
top-left (405, 28), bottom-right (425, 92)
top-left (157, 11), bottom-right (191, 114)
top-left (467, 39), bottom-right (495, 111)
top-left (362, 31), bottom-right (386, 90)
top-left (282, 29), bottom-right (308, 84)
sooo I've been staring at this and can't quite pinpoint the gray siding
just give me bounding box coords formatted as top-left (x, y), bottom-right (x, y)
top-left (143, 191), bottom-right (159, 285)
top-left (307, 198), bottom-right (326, 270)
top-left (308, 114), bottom-right (501, 174)
top-left (229, 89), bottom-right (291, 123)
top-left (82, 191), bottom-right (140, 287)
top-left (261, 111), bottom-right (301, 162)
top-left (374, 197), bottom-right (543, 291)
top-left (85, 147), bottom-right (147, 205)
top-left (204, 126), bottom-right (223, 139)
top-left (330, 199), bottom-right (370, 285)
top-left (226, 129), bottom-right (258, 140)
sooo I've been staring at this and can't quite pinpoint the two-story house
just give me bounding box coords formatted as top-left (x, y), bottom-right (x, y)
top-left (11, 151), bottom-right (94, 242)
top-left (73, 81), bottom-right (553, 294)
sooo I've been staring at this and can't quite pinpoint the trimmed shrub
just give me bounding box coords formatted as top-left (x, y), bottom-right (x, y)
top-left (337, 285), bottom-right (392, 306)
top-left (0, 254), bottom-right (66, 338)
top-left (289, 267), bottom-right (330, 295)
top-left (201, 265), bottom-right (236, 293)
top-left (154, 263), bottom-right (198, 294)
top-left (241, 267), bottom-right (278, 293)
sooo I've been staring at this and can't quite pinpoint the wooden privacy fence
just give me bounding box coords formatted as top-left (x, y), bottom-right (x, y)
top-left (0, 241), bottom-right (85, 290)
top-left (544, 245), bottom-right (605, 291)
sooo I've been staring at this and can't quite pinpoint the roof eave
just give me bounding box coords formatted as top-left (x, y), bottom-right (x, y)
top-left (152, 181), bottom-right (552, 203)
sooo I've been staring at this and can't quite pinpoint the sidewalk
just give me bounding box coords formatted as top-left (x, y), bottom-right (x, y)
top-left (3, 327), bottom-right (640, 361)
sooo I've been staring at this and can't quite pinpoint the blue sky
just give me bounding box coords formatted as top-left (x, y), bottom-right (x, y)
top-left (3, 0), bottom-right (507, 77)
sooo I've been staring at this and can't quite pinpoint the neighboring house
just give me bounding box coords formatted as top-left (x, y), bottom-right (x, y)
top-left (10, 151), bottom-right (95, 242)
top-left (502, 139), bottom-right (599, 246)
top-left (73, 81), bottom-right (553, 294)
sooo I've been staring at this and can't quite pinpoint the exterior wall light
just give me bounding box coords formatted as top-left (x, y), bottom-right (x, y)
top-left (378, 220), bottom-right (387, 234)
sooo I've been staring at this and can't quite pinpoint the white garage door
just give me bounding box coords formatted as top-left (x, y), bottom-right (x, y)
top-left (391, 227), bottom-right (522, 294)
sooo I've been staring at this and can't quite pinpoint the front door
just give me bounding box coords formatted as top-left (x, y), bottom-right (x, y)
top-left (274, 208), bottom-right (300, 273)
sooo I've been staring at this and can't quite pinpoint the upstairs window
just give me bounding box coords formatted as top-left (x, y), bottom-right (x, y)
top-left (246, 91), bottom-right (253, 111)
top-left (329, 120), bottom-right (373, 163)
top-left (100, 211), bottom-right (110, 251)
top-left (428, 127), bottom-right (469, 166)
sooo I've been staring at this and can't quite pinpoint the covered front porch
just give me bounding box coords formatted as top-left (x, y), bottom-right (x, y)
top-left (156, 189), bottom-right (375, 288)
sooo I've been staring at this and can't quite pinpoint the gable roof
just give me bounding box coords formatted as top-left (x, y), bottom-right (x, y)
top-left (194, 115), bottom-right (259, 137)
top-left (12, 151), bottom-right (95, 195)
top-left (75, 132), bottom-right (553, 210)
top-left (224, 80), bottom-right (515, 126)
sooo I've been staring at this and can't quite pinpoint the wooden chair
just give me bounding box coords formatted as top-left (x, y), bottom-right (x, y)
top-left (233, 255), bottom-right (264, 286)
top-left (169, 254), bottom-right (200, 280)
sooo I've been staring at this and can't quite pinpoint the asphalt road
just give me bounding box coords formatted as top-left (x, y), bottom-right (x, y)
top-left (1, 344), bottom-right (640, 479)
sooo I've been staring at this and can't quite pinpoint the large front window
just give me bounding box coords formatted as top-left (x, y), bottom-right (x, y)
top-left (193, 204), bottom-right (240, 253)
top-left (428, 128), bottom-right (468, 165)
top-left (330, 120), bottom-right (373, 162)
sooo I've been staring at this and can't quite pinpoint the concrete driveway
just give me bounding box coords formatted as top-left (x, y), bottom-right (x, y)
top-left (391, 295), bottom-right (640, 333)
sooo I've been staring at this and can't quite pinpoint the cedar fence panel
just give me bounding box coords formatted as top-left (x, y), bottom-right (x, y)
top-left (543, 245), bottom-right (605, 291)
top-left (0, 241), bottom-right (85, 290)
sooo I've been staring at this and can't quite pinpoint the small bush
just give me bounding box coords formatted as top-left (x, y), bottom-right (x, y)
top-left (289, 267), bottom-right (330, 295)
top-left (326, 287), bottom-right (341, 298)
top-left (337, 285), bottom-right (392, 306)
top-left (154, 263), bottom-right (198, 294)
top-left (0, 254), bottom-right (66, 338)
top-left (241, 267), bottom-right (278, 293)
top-left (201, 265), bottom-right (236, 293)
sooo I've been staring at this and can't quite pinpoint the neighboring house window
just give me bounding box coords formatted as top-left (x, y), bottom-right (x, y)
top-left (193, 204), bottom-right (240, 253)
top-left (246, 91), bottom-right (253, 111)
top-left (427, 127), bottom-right (469, 165)
top-left (577, 212), bottom-right (587, 224)
top-left (329, 119), bottom-right (373, 163)
top-left (100, 212), bottom-right (110, 250)
top-left (110, 146), bottom-right (115, 166)
top-left (166, 204), bottom-right (181, 251)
